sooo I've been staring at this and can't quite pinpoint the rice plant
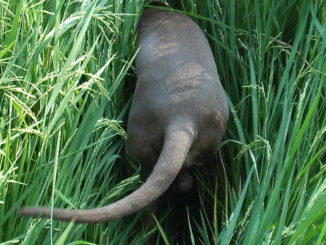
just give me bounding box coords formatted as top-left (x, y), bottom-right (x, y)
top-left (0, 0), bottom-right (325, 244)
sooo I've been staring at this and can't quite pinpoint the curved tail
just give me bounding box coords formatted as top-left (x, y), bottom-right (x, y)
top-left (19, 123), bottom-right (194, 223)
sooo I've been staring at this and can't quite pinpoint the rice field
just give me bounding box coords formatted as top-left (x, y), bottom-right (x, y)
top-left (0, 0), bottom-right (325, 244)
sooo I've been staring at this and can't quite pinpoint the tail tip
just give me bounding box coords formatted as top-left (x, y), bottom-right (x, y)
top-left (18, 206), bottom-right (40, 217)
top-left (18, 207), bottom-right (26, 215)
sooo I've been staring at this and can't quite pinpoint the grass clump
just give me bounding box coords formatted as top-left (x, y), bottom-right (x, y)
top-left (0, 0), bottom-right (325, 244)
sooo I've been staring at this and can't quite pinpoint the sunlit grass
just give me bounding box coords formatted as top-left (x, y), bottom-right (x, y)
top-left (0, 0), bottom-right (325, 244)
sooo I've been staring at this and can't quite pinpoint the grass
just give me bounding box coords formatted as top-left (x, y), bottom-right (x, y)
top-left (0, 0), bottom-right (325, 244)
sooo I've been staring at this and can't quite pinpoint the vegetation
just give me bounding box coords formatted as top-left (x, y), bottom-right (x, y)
top-left (0, 0), bottom-right (325, 244)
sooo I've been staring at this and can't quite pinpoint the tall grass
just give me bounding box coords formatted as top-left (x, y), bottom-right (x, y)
top-left (0, 0), bottom-right (325, 244)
